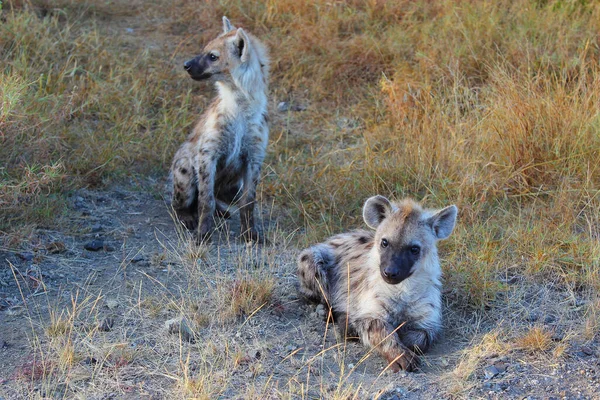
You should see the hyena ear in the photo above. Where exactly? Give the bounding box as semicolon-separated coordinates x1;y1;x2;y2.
427;205;458;240
222;16;235;33
234;28;251;63
363;195;393;229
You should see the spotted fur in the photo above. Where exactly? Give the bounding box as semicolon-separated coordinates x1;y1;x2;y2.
170;17;269;242
298;196;458;372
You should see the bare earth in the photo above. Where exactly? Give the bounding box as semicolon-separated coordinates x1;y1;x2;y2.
1;182;599;399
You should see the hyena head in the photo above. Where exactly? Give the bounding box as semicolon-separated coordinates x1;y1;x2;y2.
183;16;269;83
363;196;458;285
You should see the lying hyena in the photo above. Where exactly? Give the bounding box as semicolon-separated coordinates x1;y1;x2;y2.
298;195;457;371
170;17;269;242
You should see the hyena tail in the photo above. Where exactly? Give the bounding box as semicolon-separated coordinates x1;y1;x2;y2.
297;244;335;305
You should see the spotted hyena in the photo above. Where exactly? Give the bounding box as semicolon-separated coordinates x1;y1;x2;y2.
297;195;458;371
170;17;269;243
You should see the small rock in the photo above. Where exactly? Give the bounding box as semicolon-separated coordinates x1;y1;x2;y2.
580;346;594;356
1;340;8;349
285;344;297;353
315;304;327;320
493;362;509;373
551;331;565;342
484;365;500;380
105;299;119;310
166;317;197;343
17;252;34;262
291;104;306;111
84;240;104;251
544;314;557;324
277;101;306;112
526;313;539;322
104;244;115;252
277;102;289;112
91;224;103;233
125;28;134;33
348;363;354;369
98;317;114;332
131;255;144;263
82;357;98;365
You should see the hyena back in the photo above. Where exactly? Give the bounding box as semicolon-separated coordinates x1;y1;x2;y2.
170;17;269;242
298;196;457;372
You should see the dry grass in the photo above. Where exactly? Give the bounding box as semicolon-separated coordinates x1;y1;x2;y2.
2;0;600;397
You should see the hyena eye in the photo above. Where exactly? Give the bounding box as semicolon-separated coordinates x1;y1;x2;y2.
209;53;219;61
410;246;420;255
380;238;389;248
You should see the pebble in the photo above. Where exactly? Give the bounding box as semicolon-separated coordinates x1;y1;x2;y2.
285;344;297;353
277;102;289;112
165;317;197;343
315;304;327;319
98;317;114;332
544;314;557;324
277;101;306;112
484;365;500;379
131;255;145;263
84;240;104;251
526;313;539;322
580;346;594;356
494;362;509;373
105;299;119;310
91;224;103;233
74;196;86;209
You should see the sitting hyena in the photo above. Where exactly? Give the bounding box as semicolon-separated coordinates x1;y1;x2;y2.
170;17;269;242
297;195;457;371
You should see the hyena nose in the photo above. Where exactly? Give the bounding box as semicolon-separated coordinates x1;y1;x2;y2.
183;60;192;71
383;268;398;280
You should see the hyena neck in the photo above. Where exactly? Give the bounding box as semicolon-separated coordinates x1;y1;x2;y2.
216;76;267;115
230;60;268;103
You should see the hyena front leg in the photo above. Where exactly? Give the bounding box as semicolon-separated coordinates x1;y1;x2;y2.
297;244;335;305
195;156;217;243
171;156;199;231
239;162;261;242
354;319;419;372
399;328;435;355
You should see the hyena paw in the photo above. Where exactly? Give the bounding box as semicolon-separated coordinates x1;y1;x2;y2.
196;218;215;243
175;210;198;231
390;349;419;373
